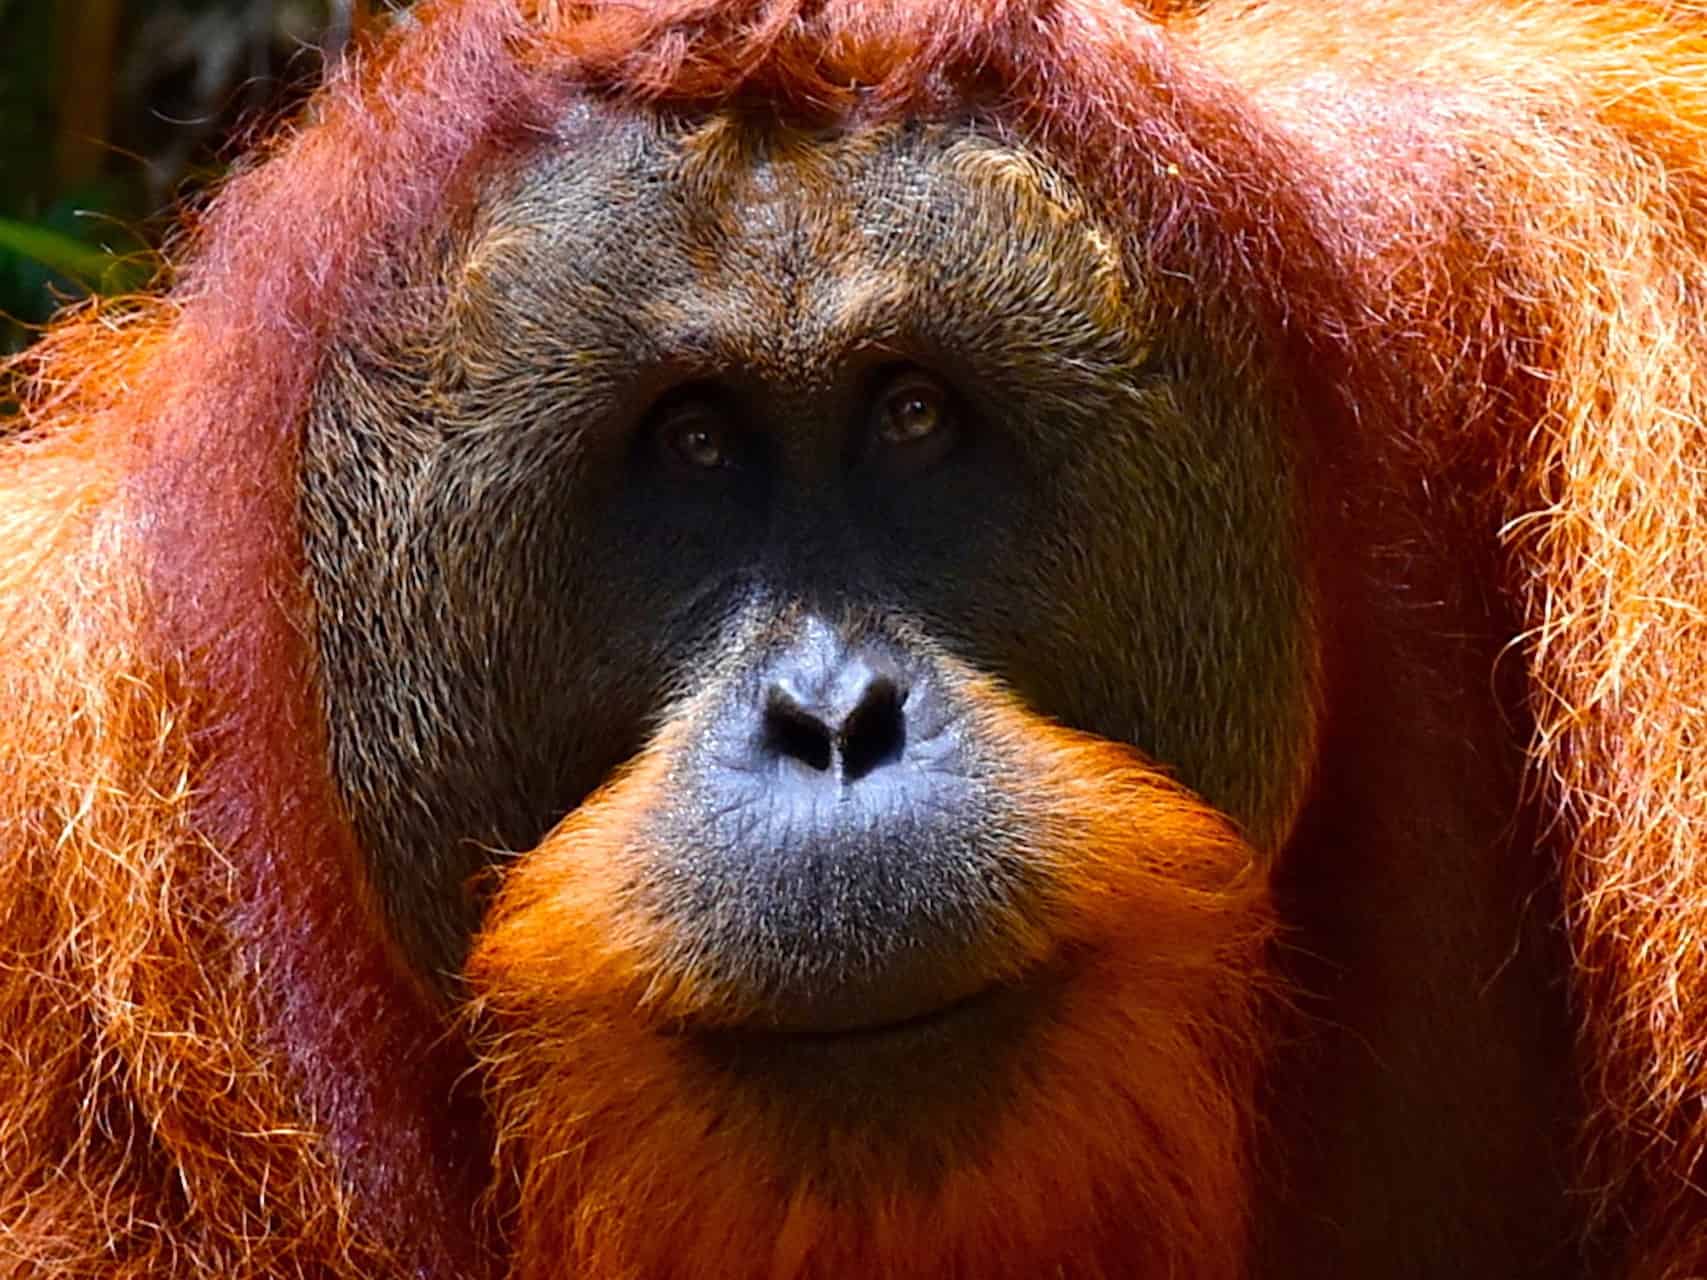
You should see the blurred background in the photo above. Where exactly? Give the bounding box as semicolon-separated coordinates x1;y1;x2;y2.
0;1;403;353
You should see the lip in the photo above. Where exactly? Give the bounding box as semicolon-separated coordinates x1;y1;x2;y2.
673;973;1057;1165
682;973;1051;1081
715;983;1008;1052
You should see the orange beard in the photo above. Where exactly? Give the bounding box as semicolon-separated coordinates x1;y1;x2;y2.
467;691;1273;1280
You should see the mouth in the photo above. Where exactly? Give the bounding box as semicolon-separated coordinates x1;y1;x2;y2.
700;981;1015;1054
664;974;1055;1189
680;973;1050;1106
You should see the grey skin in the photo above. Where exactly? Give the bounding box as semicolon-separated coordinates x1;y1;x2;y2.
299;109;1312;998
298;108;1583;1279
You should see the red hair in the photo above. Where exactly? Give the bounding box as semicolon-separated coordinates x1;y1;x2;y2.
469;684;1272;1278
3;0;1707;1274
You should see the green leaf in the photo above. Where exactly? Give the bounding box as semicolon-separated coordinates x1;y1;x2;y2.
0;217;149;294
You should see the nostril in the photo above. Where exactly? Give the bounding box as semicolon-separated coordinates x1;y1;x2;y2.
840;677;905;781
764;691;835;772
762;675;907;779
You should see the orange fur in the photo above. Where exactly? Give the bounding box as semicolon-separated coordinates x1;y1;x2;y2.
2;2;1706;1277
0;345;383;1274
468;685;1270;1280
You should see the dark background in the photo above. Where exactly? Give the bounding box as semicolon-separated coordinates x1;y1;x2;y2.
0;1;402;353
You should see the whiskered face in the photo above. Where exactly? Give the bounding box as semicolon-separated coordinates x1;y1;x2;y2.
301;107;1313;1278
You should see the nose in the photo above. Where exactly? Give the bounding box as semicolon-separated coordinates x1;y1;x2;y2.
680;618;1009;1031
761;628;908;780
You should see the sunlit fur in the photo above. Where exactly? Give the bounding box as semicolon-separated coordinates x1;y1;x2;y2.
469;681;1269;1280
0;398;376;1273
2;1;1706;1277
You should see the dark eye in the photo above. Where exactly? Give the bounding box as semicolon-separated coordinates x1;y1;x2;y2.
874;370;953;447
656;405;737;470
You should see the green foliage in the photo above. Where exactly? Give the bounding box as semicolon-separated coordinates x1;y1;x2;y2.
0;1;372;353
0;216;146;289
0;198;153;350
